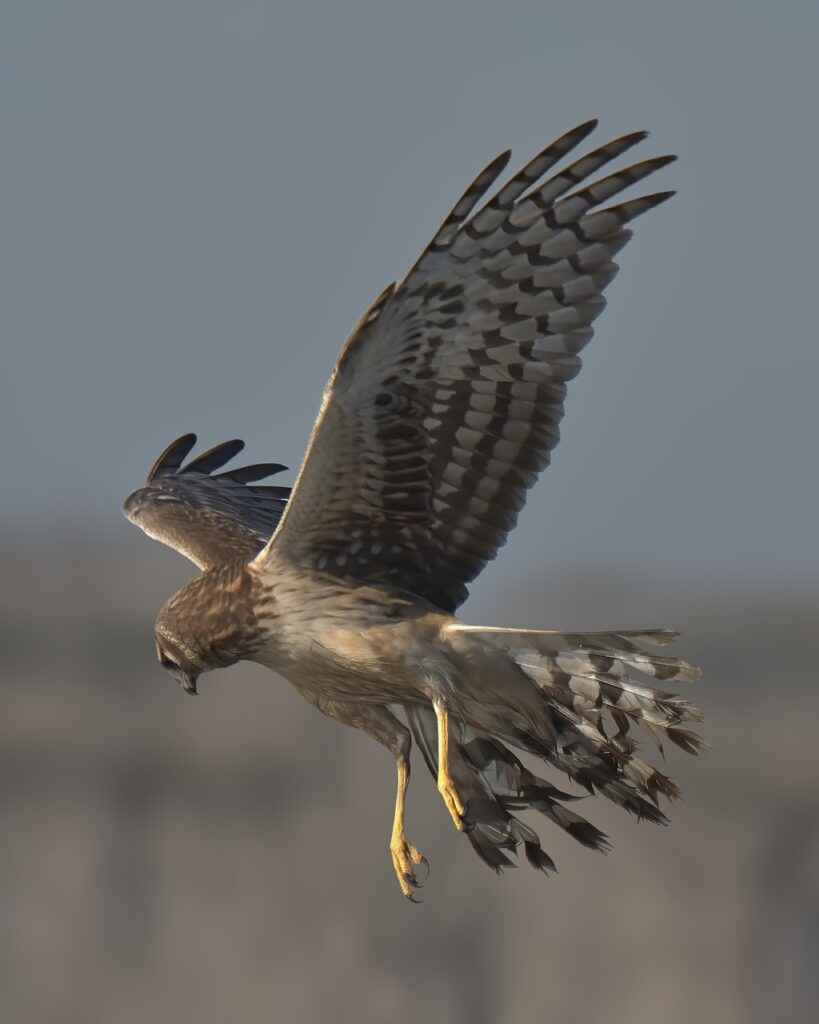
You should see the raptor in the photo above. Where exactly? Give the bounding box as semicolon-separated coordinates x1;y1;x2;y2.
124;120;704;900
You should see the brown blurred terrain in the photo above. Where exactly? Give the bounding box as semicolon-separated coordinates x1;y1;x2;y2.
1;538;817;1024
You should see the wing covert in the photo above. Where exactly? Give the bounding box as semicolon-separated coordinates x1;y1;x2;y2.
261;122;676;610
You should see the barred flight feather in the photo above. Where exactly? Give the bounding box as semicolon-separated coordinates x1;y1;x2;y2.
263;122;677;613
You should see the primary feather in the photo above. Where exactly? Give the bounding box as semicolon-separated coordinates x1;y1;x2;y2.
262;120;676;615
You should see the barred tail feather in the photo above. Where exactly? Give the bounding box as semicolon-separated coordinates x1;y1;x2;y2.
405;706;611;874
451;625;705;754
413;625;704;876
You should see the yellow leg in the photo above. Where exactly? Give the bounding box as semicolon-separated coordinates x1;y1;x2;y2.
433;698;467;831
389;755;427;901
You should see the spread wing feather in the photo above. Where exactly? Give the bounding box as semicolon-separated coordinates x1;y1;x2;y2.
123;433;290;569
261;122;676;610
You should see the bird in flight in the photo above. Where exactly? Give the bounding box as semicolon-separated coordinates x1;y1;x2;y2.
124;120;704;900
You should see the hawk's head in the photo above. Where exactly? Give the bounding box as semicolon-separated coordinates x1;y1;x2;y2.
153;561;262;695
154;631;202;695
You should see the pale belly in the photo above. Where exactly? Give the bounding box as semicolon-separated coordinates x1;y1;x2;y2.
252;579;458;706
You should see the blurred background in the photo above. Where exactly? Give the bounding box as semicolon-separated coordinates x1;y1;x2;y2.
2;2;817;1021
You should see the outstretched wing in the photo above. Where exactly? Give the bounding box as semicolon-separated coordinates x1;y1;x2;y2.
123;433;290;569
261;121;676;611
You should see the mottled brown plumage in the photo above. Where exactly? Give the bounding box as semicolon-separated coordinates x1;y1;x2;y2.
126;121;704;900
155;560;264;690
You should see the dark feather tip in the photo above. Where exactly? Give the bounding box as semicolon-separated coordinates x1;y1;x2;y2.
182;439;245;475
524;841;557;875
148;433;198;480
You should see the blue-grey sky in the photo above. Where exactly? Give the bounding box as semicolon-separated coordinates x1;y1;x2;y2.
2;0;817;587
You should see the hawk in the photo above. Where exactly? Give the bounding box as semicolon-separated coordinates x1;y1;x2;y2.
124;120;704;900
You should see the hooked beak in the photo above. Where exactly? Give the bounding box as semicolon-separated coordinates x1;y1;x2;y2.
178;672;199;696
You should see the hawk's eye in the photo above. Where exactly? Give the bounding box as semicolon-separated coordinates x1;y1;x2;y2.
159;652;179;671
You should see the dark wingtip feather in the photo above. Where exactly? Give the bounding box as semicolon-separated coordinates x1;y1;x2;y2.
217;463;288;484
574;116;600;135
644;189;677;206
537;118;600;162
492;149;513;175
148;433;197;480
182;439;245;475
654;153;678;170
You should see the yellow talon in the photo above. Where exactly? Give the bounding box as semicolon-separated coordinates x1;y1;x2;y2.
390;755;428;900
390;834;427;899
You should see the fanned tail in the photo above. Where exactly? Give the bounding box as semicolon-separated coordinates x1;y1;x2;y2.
465;626;705;757
409;626;704;875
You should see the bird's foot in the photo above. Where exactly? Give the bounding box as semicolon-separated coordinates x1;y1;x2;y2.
390;832;428;901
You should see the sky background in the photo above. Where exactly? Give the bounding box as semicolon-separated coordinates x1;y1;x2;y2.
2;0;817;592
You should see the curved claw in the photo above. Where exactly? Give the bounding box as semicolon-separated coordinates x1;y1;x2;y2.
414;854;430;886
390;836;428;899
